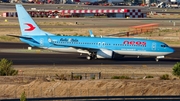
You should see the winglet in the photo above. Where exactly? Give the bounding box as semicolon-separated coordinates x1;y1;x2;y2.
89;30;94;37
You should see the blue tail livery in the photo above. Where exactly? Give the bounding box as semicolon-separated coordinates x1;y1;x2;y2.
8;4;174;61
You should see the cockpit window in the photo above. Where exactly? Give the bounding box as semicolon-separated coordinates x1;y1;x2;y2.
161;44;169;47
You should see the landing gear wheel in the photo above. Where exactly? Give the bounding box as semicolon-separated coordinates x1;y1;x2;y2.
94;56;97;60
155;58;159;62
86;56;92;60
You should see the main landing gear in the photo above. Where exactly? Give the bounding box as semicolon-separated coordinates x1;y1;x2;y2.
86;56;92;60
155;58;159;62
86;53;96;60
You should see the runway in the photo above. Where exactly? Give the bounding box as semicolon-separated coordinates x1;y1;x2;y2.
0;42;179;66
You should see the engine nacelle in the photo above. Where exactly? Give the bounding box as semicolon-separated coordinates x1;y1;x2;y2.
112;53;124;59
96;49;113;59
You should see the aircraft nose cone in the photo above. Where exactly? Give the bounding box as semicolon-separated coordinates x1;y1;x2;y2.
169;47;174;53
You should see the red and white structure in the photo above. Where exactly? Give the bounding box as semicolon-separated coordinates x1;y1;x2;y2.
2;9;147;18
59;9;127;14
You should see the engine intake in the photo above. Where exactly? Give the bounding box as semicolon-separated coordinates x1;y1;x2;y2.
96;49;113;59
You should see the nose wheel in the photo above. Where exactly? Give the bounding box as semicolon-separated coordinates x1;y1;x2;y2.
155;58;159;62
155;56;164;62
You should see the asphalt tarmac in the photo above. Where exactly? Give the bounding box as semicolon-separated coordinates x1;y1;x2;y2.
1;17;180;29
0;42;179;66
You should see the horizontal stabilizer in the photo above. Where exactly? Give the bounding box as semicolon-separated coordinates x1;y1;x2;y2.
7;34;32;39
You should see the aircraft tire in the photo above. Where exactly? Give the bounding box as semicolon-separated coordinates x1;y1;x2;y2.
86;56;92;60
155;58;159;62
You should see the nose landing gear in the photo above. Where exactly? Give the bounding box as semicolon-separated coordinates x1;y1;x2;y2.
155;58;159;62
155;56;164;62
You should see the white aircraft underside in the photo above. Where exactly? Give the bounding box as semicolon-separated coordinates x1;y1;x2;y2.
45;47;170;56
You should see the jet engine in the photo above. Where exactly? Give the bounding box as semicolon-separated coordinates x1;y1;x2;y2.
96;49;124;59
112;52;124;59
96;49;113;59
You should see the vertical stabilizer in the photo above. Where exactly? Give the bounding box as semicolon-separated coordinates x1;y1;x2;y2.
16;4;44;36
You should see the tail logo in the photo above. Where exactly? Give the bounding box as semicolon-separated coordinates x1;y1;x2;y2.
24;23;35;31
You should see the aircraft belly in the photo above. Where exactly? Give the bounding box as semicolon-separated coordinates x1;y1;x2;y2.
114;50;171;56
47;47;77;52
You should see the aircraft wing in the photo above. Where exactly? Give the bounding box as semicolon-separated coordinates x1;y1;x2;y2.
45;34;99;50
47;34;108;53
52;42;100;50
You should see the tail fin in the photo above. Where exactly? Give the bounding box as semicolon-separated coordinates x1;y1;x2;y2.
16;4;52;36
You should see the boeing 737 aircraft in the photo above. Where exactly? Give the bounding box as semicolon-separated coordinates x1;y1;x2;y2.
8;4;174;61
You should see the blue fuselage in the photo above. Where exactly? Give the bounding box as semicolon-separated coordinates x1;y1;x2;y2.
20;36;174;56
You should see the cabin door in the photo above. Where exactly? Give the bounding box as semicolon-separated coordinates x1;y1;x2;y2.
40;38;44;47
152;42;156;51
97;42;106;48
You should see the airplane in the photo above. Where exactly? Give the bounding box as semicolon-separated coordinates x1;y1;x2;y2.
8;4;174;62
